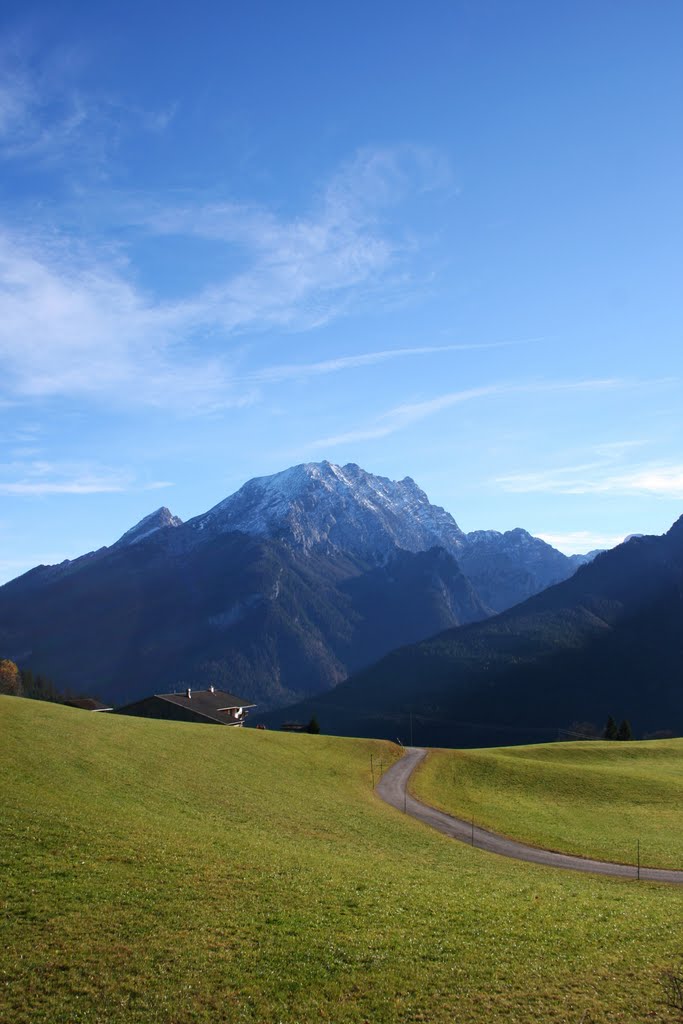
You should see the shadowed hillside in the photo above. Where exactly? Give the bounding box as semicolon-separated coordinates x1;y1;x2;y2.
264;517;683;746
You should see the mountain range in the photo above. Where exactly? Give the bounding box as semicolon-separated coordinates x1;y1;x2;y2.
0;461;592;709
265;515;683;745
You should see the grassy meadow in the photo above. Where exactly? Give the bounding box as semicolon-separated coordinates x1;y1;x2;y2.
2;696;683;1024
411;740;683;870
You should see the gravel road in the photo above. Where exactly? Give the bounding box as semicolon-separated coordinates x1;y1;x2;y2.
376;747;683;884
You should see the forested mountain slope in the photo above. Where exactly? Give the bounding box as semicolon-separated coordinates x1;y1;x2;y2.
264;516;683;745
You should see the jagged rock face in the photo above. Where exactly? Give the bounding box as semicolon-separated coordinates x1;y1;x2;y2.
184;463;592;610
187;461;467;561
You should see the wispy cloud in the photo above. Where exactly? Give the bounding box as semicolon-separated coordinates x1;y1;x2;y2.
0;146;448;409
592;440;649;458
139;145;447;334
501;464;683;499
307;378;635;449
0;229;231;407
0;478;126;496
0;35;91;163
0;34;175;167
497;441;683;499
0;460;173;497
240;339;531;386
144;145;450;244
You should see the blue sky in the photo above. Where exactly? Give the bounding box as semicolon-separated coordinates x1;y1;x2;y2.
1;0;682;582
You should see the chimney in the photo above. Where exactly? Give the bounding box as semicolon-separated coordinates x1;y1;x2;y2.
186;687;192;699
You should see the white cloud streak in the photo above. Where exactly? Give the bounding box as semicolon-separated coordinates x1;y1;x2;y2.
496;431;683;500
0;460;173;497
307;378;634;449
499;463;683;499
0;478;126;496
0;36;176;166
0;39;89;162
0;146;448;409
0;230;241;408
240;339;531;385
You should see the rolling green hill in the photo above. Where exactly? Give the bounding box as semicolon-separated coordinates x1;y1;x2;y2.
2;696;683;1024
411;739;683;870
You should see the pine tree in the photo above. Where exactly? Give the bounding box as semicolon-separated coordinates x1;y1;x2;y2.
603;715;618;740
20;668;34;695
617;719;633;741
306;715;321;734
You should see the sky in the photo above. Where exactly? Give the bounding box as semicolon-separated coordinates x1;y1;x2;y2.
0;0;681;583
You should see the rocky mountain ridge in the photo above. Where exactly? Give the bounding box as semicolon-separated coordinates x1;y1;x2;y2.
185;461;468;560
0;460;603;710
113;461;595;610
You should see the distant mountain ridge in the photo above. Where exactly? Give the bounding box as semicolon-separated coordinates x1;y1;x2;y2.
18;460;592;611
267;516;683;745
182;460;594;613
0;460;598;710
458;527;589;612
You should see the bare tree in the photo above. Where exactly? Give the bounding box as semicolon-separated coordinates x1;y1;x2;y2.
662;961;683;1020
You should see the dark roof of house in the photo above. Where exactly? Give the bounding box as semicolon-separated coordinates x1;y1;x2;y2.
156;688;256;724
64;697;113;711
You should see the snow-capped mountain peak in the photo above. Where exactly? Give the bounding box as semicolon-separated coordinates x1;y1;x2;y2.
188;460;466;560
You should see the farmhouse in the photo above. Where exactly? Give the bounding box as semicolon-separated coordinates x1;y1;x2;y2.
64;697;113;712
114;686;256;726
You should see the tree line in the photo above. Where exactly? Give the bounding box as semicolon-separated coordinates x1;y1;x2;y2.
602;715;632;741
0;658;72;703
561;716;672;741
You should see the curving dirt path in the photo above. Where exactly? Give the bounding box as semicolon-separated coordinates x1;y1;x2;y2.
376;747;683;885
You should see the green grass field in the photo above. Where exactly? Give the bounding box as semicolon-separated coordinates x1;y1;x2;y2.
2;696;683;1024
411;740;683;871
